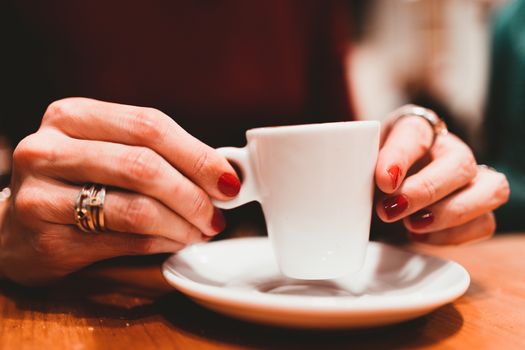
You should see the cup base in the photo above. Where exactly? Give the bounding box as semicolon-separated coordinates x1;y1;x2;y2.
279;266;361;281
256;279;354;296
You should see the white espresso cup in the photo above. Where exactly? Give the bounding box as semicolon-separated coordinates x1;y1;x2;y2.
213;121;380;279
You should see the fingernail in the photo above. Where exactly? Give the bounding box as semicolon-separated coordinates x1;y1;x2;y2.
201;233;213;242
409;209;434;229
383;194;409;219
218;173;241;197
387;165;401;190
408;232;431;243
211;207;226;233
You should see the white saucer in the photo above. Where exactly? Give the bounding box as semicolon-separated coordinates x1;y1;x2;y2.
162;237;469;329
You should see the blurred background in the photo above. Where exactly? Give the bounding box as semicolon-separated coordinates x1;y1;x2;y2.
349;0;505;150
347;0;524;231
0;0;523;230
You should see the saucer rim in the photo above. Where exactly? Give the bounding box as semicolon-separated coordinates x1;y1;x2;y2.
162;237;470;315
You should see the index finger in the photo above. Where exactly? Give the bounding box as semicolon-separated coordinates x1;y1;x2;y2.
375;113;434;194
41;98;241;200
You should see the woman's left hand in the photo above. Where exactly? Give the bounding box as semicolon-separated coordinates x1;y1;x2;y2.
375;105;510;245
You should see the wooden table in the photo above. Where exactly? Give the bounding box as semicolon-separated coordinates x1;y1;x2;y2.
0;233;523;350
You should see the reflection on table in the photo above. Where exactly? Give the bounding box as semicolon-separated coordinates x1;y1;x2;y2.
0;233;523;350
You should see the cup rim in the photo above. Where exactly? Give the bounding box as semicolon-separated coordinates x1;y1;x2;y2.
246;120;380;137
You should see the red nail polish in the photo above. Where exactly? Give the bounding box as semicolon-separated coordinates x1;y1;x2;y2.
218;173;241;197
383;194;409;219
211;208;226;233
387;166;401;190
409;209;434;229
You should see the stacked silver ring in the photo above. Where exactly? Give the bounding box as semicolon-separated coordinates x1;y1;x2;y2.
393;105;449;148
74;183;107;233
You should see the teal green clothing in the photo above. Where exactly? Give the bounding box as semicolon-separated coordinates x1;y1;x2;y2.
485;0;525;231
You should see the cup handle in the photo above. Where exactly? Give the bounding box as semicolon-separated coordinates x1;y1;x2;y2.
212;147;258;209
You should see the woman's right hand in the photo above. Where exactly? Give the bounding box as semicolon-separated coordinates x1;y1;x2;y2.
0;97;241;285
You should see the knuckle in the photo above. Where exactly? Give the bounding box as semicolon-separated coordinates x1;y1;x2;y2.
123;147;163;181
42;98;78;125
131;108;167;143
495;173;511;204
189;190;210;220
12;135;35;168
43;100;66;123
121;196;153;232
457;155;477;185
191;151;210;178
13;133;61;169
421;177;438;203
13;184;58;226
449;200;468;224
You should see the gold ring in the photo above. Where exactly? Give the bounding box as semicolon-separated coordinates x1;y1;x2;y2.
393;105;448;149
74;184;107;233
